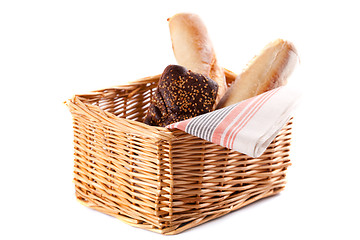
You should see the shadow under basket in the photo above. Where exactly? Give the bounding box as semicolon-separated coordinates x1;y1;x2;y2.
65;69;292;235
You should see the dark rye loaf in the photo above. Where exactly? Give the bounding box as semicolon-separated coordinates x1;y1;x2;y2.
144;65;218;127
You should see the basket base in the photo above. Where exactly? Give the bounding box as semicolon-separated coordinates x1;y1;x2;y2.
75;186;285;235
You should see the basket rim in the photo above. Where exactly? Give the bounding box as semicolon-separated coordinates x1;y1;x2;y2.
65;68;238;140
66;95;175;141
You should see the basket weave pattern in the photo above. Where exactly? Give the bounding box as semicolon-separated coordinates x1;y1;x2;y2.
66;70;292;235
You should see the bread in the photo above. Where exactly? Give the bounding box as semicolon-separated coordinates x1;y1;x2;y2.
216;39;299;109
144;65;218;127
168;13;227;106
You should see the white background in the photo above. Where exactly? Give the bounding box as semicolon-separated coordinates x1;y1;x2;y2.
1;0;359;239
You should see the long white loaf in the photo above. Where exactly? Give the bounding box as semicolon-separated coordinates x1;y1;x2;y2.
168;13;227;106
216;39;299;109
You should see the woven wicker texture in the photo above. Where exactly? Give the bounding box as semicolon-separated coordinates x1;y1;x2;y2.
66;69;292;235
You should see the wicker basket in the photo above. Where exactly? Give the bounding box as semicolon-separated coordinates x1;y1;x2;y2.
65;69;292;235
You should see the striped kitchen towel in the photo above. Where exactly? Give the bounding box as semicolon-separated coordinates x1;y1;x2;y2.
166;86;302;158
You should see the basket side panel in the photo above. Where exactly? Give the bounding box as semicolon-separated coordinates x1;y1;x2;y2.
67;82;174;230
70;114;162;225
165;120;292;234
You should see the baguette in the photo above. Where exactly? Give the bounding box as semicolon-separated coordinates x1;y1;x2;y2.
168;13;227;106
216;39;299;109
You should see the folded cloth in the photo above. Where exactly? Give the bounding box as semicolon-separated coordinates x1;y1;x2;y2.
166;86;302;158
